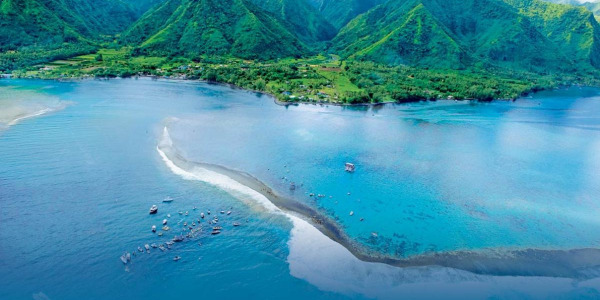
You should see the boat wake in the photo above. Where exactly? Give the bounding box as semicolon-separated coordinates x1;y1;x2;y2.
157;124;600;298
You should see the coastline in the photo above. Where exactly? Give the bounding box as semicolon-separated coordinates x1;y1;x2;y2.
158;126;600;279
2;75;550;106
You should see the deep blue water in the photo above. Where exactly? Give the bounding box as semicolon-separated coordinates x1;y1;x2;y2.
1;78;600;300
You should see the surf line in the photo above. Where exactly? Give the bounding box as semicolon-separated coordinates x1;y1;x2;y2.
156;125;600;279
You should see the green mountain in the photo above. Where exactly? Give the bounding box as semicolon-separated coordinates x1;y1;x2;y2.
307;0;385;29
503;0;600;69
332;0;600;72
127;0;166;15
248;0;336;43
121;0;306;60
542;0;600;22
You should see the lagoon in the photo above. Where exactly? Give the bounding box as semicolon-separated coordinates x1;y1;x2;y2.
1;78;600;299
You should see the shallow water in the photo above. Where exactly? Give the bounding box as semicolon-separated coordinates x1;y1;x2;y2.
1;78;600;299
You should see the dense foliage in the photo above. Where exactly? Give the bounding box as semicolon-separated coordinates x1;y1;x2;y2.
3;0;600;104
333;0;600;73
121;0;306;60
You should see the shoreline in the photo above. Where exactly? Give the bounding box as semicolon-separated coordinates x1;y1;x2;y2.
159;132;600;279
2;75;560;107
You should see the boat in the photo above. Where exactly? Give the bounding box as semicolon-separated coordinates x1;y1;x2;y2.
163;219;168;225
152;225;157;232
200;213;205;219
145;244;150;251
163;197;174;203
138;247;143;252
173;256;181;261
233;222;240;227
149;205;158;214
159;245;166;252
162;226;170;231
173;235;184;242
345;163;356;173
151;243;158;248
226;211;231;215
220;210;225;214
165;241;174;246
211;230;221;235
126;252;131;261
207;210;211;215
120;254;128;264
213;226;222;230
349;211;354;216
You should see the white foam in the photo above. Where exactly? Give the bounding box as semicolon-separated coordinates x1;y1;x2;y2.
157;127;281;213
7;108;54;126
158;126;600;299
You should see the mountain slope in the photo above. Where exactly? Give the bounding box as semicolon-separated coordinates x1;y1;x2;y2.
248;0;336;43
307;0;385;29
0;0;139;51
332;0;598;72
504;0;600;68
121;0;305;60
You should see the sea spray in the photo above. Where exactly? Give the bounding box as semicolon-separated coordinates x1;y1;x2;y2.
158;125;596;300
157;126;281;213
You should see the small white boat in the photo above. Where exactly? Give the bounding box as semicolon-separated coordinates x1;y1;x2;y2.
163;197;174;203
151;243;158;248
345;163;356;173
149;205;158;214
152;225;157;232
145;244;150;251
138;247;143;252
120;254;128;264
163;219;168;225
173;256;181;261
126;253;131;261
349;211;354;216
233;222;240;227
211;230;221;235
226;211;231;215
200;213;205;219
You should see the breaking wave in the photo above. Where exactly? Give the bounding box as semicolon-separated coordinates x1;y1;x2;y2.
157;123;600;298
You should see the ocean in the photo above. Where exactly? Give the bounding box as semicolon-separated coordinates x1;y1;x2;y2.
1;78;600;299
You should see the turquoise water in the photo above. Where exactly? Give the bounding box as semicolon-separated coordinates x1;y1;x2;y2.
1;78;600;299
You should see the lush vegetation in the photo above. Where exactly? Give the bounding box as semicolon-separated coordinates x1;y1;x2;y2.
333;0;600;73
306;0;385;29
121;0;306;60
13;48;597;105
2;0;600;104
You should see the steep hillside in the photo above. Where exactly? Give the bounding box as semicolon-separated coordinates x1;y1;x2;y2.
332;0;599;72
504;0;600;68
0;0;139;51
307;0;385;29
248;0;336;43
121;0;305;60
